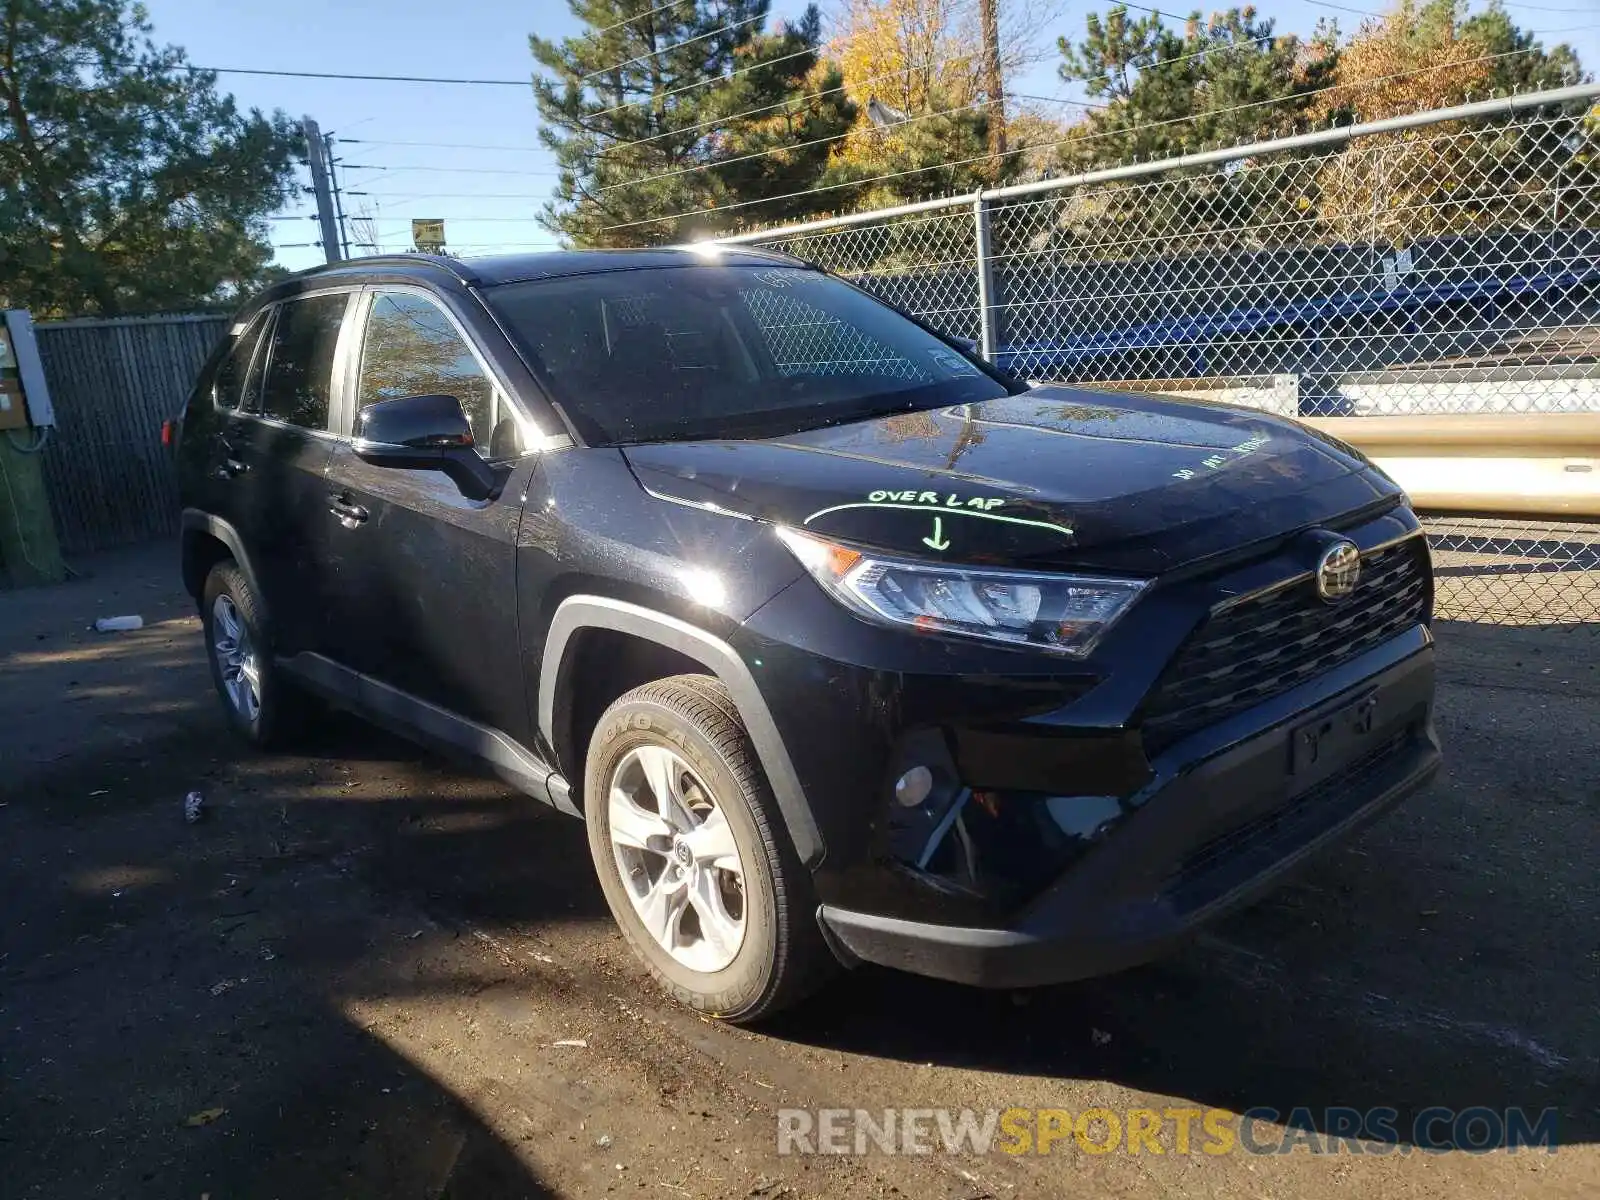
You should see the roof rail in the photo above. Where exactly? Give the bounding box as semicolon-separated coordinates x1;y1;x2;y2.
297;253;482;285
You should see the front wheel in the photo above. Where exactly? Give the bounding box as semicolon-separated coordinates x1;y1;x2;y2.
584;675;833;1022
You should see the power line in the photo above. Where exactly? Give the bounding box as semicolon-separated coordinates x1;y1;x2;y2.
340;163;564;177
602;28;1271;194
361;215;546;224
600;46;1564;234
348;191;554;200
340;137;547;153
1509;22;1600;36
106;42;819;113
596;51;983;157
1068;32;1276;82
594;0;688;36
1012;91;1108;109
1107;0;1273;22
394;244;557;252
1301;0;1382;19
1497;1;1597;11
356;79;1080;169
591;48;1125;163
582;15;761;81
181;64;534;86
1305;0;1595;31
592;44;815;117
1112;0;1587;40
600;93;997;193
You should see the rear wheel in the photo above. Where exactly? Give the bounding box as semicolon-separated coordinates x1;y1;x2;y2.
200;561;306;748
584;675;833;1022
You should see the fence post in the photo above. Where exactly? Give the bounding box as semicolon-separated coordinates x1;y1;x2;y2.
973;196;997;362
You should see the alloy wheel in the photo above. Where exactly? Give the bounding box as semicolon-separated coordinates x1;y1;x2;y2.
211;594;261;722
608;743;747;973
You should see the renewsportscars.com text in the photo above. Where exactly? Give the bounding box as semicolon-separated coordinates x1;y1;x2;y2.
776;1106;1559;1156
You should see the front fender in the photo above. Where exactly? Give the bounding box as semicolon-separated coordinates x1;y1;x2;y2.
539;595;824;869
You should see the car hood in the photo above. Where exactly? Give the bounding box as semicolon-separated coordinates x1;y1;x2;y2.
620;385;1399;575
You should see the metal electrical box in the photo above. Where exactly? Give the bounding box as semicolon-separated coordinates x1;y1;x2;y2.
0;311;56;430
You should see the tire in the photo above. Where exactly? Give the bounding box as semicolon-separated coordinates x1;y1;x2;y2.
584;674;834;1023
200;560;305;749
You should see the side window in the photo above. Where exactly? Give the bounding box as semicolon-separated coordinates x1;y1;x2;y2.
356;292;508;457
259;292;348;430
212;312;269;410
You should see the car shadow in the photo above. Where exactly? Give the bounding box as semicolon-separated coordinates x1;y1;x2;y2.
762;820;1598;1150
1;713;582;1199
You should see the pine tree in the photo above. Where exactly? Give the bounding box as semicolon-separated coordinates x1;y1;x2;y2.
1056;6;1330;170
702;12;858;228
0;0;301;317
532;1;854;245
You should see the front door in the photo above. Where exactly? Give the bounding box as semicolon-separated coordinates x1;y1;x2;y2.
321;287;534;740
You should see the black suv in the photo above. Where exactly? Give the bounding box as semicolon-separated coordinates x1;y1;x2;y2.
175;247;1440;1021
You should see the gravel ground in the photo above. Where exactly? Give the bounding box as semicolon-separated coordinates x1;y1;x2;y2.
2;540;1597;1199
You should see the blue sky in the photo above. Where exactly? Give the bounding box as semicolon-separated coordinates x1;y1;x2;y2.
140;0;1599;272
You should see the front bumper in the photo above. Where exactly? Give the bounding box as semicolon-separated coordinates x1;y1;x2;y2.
816;638;1440;988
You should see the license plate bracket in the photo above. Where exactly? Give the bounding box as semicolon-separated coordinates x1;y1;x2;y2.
1291;691;1378;779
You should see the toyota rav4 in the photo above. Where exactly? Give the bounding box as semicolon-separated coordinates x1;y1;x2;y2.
174;247;1441;1021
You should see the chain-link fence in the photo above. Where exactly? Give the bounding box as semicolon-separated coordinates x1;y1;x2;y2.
725;85;1600;629
1423;515;1600;625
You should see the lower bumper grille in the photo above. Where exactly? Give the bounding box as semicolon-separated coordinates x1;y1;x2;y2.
1140;537;1430;753
1163;729;1411;903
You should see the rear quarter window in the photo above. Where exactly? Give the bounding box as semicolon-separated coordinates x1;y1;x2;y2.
211;313;269;410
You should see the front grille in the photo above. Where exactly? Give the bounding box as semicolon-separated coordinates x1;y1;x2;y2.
1140;537;1430;753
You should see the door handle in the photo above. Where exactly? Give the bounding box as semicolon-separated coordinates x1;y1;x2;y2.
212;434;247;478
328;494;369;527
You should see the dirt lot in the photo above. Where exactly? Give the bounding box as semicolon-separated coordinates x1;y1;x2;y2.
3;540;1597;1199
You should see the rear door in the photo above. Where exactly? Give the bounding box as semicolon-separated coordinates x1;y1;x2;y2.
191;308;272;517
321;286;538;739
230;289;354;656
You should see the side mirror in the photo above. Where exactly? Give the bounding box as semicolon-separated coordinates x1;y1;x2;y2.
353;394;499;500
357;392;472;448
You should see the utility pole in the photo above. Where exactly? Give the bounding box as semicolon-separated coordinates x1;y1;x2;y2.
323;130;353;260
301;116;343;264
978;0;1006;180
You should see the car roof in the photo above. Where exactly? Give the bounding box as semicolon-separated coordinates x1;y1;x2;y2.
286;245;810;291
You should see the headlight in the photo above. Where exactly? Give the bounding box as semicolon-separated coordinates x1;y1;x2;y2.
777;527;1146;657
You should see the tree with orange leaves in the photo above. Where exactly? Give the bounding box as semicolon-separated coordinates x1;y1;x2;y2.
1313;0;1594;245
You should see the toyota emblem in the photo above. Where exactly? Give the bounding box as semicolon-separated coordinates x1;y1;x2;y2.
1315;540;1362;603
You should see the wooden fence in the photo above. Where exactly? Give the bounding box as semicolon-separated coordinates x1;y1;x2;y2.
33;314;227;556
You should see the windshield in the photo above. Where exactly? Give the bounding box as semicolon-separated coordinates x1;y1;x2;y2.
485;264;1013;444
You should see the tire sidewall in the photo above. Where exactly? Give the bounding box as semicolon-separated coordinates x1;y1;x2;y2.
585;697;780;1017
